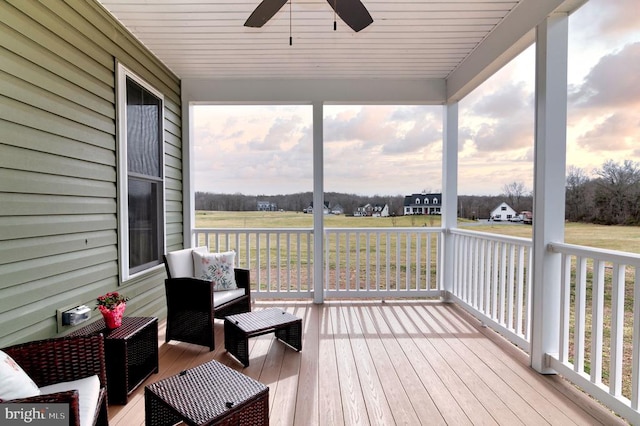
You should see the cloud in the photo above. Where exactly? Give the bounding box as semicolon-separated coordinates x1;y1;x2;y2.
574;112;640;151
382;119;442;155
324;105;442;155
573;0;640;42
571;42;640;109
568;42;640;152
247;115;306;151
461;80;534;153
471;81;533;118
324;106;400;148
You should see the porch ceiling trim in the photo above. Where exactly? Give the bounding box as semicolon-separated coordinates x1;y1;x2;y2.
182;78;446;104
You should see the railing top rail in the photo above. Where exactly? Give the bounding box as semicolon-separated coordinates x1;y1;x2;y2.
194;228;313;233
325;227;444;232
450;228;533;246
549;241;640;265
193;227;444;233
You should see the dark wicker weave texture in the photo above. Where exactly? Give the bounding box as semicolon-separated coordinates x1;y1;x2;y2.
224;308;302;367
145;360;268;425
69;317;159;404
163;255;252;351
1;335;109;426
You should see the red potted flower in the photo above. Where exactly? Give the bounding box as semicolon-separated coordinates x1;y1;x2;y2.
96;292;129;329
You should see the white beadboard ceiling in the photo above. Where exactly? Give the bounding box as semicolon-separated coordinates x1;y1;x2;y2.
98;0;586;99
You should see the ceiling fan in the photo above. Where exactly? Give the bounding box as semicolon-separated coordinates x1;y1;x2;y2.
245;0;373;33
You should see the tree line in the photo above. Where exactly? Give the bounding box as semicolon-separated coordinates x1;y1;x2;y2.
566;159;640;225
195;159;640;225
195;191;407;216
460;159;640;225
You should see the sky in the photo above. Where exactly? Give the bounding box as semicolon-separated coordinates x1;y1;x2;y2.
193;0;640;197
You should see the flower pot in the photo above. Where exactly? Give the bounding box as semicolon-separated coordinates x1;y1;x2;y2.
99;302;126;329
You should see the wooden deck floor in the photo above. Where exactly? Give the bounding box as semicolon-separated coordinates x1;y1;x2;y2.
108;300;626;425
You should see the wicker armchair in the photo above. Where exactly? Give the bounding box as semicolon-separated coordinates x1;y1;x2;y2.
163;246;252;351
1;335;108;426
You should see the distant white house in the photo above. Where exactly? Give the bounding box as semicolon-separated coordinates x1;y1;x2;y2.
330;204;344;215
403;193;442;215
354;203;389;217
372;204;389;217
257;201;277;211
490;202;517;221
304;202;329;215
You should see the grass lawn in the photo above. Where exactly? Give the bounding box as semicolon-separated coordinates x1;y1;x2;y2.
196;210;640;254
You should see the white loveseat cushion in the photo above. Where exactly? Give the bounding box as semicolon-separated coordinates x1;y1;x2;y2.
39;375;100;426
213;289;246;308
165;246;209;278
0;349;40;400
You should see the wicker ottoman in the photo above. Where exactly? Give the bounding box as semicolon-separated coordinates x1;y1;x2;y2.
145;360;268;426
224;308;302;367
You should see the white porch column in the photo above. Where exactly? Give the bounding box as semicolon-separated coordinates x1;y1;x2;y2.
530;13;568;374
441;102;459;299
182;102;195;248
312;101;324;304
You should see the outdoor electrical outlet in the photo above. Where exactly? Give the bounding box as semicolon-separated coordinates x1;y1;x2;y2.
61;305;91;326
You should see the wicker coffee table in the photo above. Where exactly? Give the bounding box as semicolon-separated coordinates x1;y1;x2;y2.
145;360;268;426
224;308;302;367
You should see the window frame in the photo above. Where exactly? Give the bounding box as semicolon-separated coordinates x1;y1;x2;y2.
116;63;166;283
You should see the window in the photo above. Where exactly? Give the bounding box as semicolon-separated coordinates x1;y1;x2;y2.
416;198;420;204
501;206;507;211
433;197;438;204
117;64;165;281
425;198;430;204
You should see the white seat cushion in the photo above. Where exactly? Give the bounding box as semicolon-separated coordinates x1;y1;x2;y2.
0;349;40;400
39;375;100;426
213;289;246;308
165;246;208;278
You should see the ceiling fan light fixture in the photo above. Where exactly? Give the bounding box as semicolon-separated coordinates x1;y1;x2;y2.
244;0;373;34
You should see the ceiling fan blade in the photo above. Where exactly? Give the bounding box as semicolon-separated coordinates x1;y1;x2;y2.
245;0;289;28
326;0;373;32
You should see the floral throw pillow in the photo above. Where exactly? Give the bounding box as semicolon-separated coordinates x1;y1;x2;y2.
192;250;238;291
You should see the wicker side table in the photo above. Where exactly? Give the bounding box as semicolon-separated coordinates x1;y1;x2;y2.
224;308;302;367
69;316;159;404
145;360;269;426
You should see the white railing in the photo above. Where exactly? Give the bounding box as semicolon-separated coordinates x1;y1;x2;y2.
449;229;533;352
194;228;314;297
193;227;443;298
324;227;442;298
547;242;640;424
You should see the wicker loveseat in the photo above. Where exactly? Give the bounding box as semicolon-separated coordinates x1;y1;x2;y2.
163;246;252;351
0;335;109;426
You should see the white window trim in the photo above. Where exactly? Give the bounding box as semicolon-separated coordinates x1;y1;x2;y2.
116;62;166;283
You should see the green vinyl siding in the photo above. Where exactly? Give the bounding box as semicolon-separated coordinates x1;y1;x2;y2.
0;0;183;346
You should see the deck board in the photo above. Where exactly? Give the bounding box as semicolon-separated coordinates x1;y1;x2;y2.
108;300;627;425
